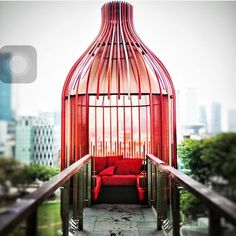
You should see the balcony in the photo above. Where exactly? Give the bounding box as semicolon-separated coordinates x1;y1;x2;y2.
0;154;235;236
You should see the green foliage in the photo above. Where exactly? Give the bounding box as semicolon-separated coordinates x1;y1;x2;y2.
0;158;22;184
180;191;206;221
178;133;236;187
9;202;61;236
178;133;236;220
0;158;60;195
178;139;209;184
11;164;60;186
201;133;236;189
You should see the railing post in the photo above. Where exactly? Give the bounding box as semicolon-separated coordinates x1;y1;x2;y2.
78;167;84;230
172;180;180;236
83;165;87;207
61;180;70;236
72;171;79;231
87;160;92;207
162;172;168;220
147;159;152;205
209;210;221;236
26;209;37;236
156;166;163;230
152;164;156;206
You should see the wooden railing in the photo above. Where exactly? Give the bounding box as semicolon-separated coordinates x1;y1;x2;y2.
0;154;92;236
146;154;236;236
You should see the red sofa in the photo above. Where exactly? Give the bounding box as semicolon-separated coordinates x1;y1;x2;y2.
92;155;147;203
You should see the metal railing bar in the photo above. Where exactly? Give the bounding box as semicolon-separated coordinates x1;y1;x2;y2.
146;154;236;225
0;154;91;236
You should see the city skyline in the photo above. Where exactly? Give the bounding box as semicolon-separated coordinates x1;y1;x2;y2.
0;1;235;122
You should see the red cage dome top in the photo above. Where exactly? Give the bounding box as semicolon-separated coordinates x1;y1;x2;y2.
64;1;175;99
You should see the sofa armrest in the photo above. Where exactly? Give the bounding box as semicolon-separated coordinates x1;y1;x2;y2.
136;174;147;203
92;175;102;202
136;174;147;189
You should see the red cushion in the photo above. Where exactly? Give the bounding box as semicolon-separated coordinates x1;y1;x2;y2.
128;158;142;174
101;175;136;186
99;166;115;176
115;160;130;174
106;155;123;167
93;157;106;174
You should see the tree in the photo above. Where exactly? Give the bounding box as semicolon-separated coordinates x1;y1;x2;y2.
201;133;236;190
11;164;59;194
0;158;22;197
178;133;236;220
0;158;22;184
0;158;60;196
180;191;206;222
178;133;236;187
178;139;209;184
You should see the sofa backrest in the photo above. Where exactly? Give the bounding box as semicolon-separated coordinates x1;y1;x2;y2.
126;158;143;174
106;155;123;167
93;156;143;175
93;156;106;174
93;155;123;174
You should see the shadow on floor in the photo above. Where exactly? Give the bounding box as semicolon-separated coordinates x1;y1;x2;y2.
97;186;139;204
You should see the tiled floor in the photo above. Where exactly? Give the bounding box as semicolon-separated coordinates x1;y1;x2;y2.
75;204;164;236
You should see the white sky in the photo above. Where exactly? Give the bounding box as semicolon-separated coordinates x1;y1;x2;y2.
0;1;236;129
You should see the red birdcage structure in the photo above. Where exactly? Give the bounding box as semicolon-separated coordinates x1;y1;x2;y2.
61;2;177;170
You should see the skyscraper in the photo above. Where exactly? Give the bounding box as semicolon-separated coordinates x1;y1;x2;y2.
0;53;12;121
0;81;12;121
210;102;221;135
15;113;60;165
228;109;236;132
33;125;57;166
15;116;39;164
184;88;197;124
199;105;208;132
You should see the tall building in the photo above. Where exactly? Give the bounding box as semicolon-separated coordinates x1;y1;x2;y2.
15;113;60;165
0;120;15;158
33;125;57;166
0;52;12;121
15;116;40;164
210;102;221;135
176;90;181;130
176;90;185;142
0;80;12;121
184;88;197;124
228;109;236;132
199;105;208;132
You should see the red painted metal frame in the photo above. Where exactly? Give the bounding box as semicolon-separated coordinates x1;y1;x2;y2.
61;2;177;170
